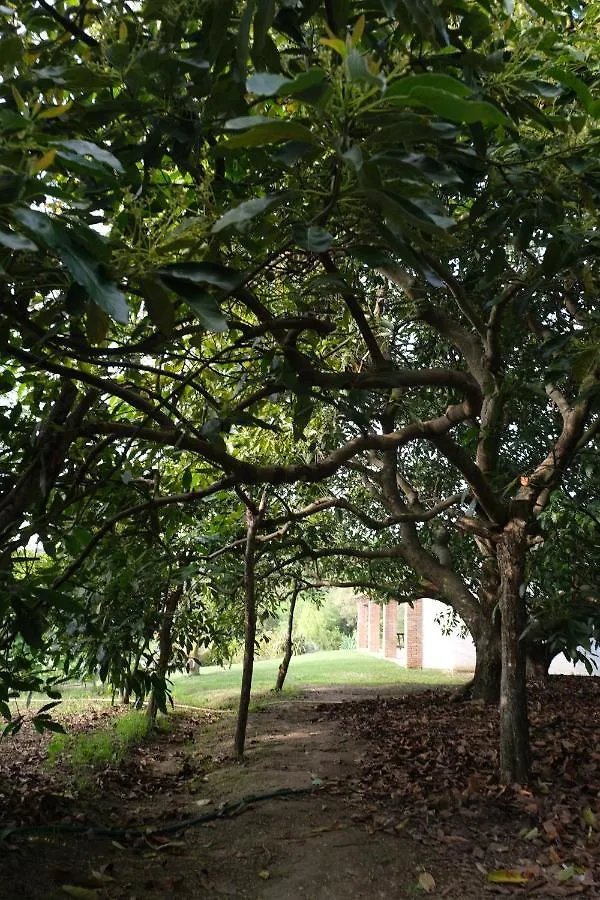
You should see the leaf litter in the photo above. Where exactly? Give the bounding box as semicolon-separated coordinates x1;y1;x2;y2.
0;679;598;897
323;676;599;895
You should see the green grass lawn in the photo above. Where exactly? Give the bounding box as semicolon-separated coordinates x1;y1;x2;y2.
170;650;468;709
21;651;468;713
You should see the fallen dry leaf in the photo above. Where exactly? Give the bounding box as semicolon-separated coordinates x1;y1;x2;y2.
487;870;530;884
418;871;436;892
61;887;99;900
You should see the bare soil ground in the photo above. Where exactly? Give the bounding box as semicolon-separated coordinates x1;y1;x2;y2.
0;680;598;899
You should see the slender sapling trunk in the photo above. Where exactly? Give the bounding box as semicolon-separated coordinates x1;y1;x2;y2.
275;581;300;692
147;584;183;723
234;489;268;760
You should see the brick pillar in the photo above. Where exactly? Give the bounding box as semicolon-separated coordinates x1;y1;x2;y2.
367;602;381;652
406;599;423;668
356;598;369;649
383;600;398;659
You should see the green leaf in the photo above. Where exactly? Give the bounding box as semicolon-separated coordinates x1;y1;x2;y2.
388;85;512;127
282;69;328;97
292;224;333;252
272;141;317;166
52;140;124;173
547;67;593;112
212;193;289;232
237;0;256;78
157;262;243;292
225;115;279;129
86;303;110;344
347;244;396;267
387;73;473;100
524;0;557;22
156;277;229;332
13;209;129;323
61;887;100;900
34;717;65;734
345;47;384;89
63;526;94;556
304;273;349;293
0;228;38;251
293;394;314;441
0;369;16;393
253;0;276;57
365;189;454;234
224;119;317;147
246;72;291;95
54;149;120;185
181;294;229;331
140;276;175;335
208;0;234;64
0;33;22;65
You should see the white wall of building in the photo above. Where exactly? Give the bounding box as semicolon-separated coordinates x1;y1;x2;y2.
421;598;476;671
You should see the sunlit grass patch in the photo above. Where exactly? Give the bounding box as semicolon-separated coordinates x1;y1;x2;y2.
171;650;467;709
46;710;153;771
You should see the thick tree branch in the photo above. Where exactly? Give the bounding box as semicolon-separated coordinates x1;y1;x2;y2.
80;399;472;487
9;345;176;430
428;431;507;525
419;253;485;335
413;303;487;388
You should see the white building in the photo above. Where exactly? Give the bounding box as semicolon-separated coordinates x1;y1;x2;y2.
357;597;599;675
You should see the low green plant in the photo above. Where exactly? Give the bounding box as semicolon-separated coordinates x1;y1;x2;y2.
46;711;153;772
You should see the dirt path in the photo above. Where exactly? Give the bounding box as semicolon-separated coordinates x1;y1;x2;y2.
1;686;468;900
4;681;597;898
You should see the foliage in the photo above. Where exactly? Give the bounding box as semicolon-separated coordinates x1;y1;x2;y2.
526;492;600;671
1;0;600;778
290;588;357;651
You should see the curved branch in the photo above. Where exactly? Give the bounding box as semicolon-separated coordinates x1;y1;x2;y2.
81;399;473;486
9;345;176;430
428;432;507;525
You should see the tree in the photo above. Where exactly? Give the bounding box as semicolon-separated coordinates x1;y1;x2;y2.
3;0;600;783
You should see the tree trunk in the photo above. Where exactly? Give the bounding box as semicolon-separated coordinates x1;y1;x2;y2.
275;581;300;692
234;489;268;760
471;616;502;703
147;584;183;723
498;520;530;783
526;643;551;681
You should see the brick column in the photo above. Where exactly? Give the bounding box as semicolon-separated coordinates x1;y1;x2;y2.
383;600;398;659
406;599;423;668
356;597;369;649
367;602;381;652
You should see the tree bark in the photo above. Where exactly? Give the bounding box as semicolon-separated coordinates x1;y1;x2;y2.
526;643;552;681
471;616;502;703
275;581;300;692
234;489;268;760
498;520;530;783
147;584;183;723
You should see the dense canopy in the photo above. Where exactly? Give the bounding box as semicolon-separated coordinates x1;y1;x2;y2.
1;0;600;780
